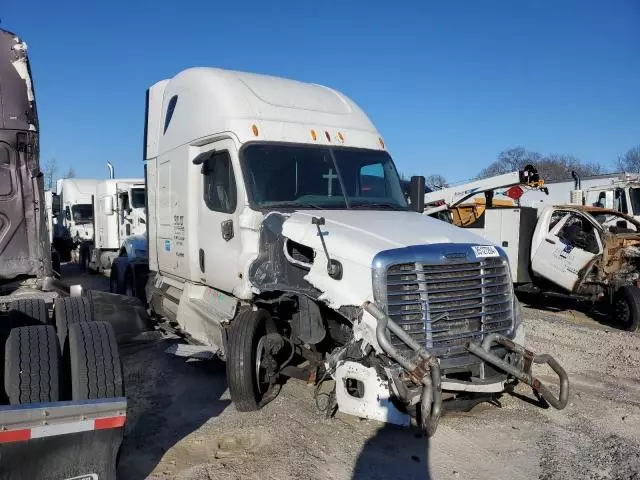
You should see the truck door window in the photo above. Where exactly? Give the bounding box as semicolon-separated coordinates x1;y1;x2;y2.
203;151;237;213
556;214;599;254
615;188;628;214
0;144;12;196
548;211;568;231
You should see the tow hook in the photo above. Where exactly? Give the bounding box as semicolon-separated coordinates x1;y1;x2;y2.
467;333;569;410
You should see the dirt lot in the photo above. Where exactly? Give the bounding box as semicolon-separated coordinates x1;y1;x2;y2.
63;265;640;480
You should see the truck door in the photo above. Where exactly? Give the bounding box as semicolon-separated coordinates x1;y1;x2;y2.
0;141;34;279
531;210;601;291
196;140;242;293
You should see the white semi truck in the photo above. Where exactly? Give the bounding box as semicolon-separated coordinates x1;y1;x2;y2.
55;178;99;242
78;174;146;272
127;67;569;435
0;27;138;479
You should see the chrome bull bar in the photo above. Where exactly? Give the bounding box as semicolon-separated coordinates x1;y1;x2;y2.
467;333;570;410
363;303;569;437
363;302;442;437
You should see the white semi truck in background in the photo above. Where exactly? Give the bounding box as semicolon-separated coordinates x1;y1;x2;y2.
120;67;569;437
77;173;146;272
0;27;138;479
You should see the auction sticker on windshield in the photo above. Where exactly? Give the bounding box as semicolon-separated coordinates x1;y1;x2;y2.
472;245;500;258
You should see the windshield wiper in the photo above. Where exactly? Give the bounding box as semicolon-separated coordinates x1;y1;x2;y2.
350;203;407;211
264;201;325;210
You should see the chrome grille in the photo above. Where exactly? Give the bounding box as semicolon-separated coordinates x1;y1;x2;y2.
385;257;513;359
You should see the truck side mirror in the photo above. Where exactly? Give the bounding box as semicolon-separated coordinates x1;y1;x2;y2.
409;176;425;213
104;196;115;215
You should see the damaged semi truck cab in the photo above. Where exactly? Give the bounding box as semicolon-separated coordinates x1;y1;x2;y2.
144;68;567;434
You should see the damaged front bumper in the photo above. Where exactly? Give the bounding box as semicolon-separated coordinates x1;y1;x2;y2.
361;301;570;437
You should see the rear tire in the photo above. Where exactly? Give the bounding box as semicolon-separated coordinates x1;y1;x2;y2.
68;321;123;400
4;325;60;404
8;298;48;327
613;286;640;331
226;309;280;412
54;296;93;351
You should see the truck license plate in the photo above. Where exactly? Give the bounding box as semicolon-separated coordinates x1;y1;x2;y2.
472;245;500;258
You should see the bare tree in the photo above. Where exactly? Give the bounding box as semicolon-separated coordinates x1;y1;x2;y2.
43;158;58;190
616;146;640;173
477;147;603;182
63;167;76;179
425;174;447;190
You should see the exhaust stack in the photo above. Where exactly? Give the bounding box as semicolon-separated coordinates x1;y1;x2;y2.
107;162;114;179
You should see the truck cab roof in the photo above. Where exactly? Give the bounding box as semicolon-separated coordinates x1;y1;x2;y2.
146;67;384;159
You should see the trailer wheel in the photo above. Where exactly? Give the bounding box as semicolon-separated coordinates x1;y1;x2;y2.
226;309;281;412
4;325;60;404
54;296;93;350
613;286;640;331
8;298;48;327
68;321;123;399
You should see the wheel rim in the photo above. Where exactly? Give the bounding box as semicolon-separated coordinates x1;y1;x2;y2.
255;337;271;394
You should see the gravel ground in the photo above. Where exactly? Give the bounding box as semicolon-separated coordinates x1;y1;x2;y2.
64;265;640;479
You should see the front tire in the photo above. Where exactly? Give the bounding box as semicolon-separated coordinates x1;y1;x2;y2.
226;309;281;412
613;286;640;331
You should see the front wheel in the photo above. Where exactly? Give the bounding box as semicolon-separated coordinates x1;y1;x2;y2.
226;309;282;412
613;286;640;331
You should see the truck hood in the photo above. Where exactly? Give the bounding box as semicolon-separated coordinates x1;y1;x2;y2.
281;210;490;268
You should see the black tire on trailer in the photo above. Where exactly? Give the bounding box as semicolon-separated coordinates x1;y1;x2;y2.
54;296;93;350
68;321;123;400
613;286;640;331
8;298;48;327
4;325;61;404
226;309;281;412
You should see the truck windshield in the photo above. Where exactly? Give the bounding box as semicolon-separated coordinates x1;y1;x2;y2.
71;204;93;224
130;188;146;209
242;144;407;210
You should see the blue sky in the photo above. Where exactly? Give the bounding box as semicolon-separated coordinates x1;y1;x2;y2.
3;1;639;182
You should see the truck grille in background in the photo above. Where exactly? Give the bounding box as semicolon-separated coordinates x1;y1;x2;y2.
385;258;513;359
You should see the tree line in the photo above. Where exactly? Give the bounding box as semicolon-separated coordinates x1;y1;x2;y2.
426;144;640;187
42;159;76;190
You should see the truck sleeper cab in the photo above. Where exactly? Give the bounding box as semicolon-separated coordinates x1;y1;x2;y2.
144;68;568;435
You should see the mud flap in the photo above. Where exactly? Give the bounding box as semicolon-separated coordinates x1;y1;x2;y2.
0;428;123;480
85;290;151;344
0;398;126;480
